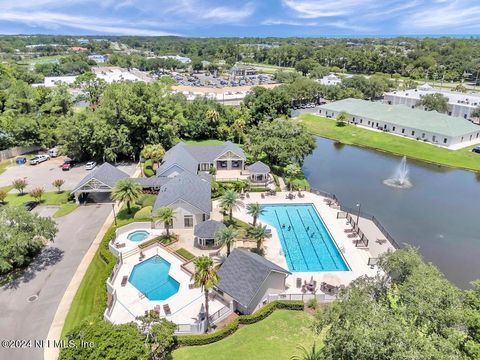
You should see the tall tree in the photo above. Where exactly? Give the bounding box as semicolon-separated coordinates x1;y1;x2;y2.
111;178;142;214
417;93;449;113
246;203;265;227
219;189;244;223
214;226;239;256
155;207;175;237
248;224;269;252
192;256;219;332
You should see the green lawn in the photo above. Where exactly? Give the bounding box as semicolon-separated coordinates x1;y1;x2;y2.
53;203;79;218
172;310;319;360
184;139;229;146
4;191;72;206
300;114;480;172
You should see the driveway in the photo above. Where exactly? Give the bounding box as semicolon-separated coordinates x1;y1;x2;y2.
0;204;112;360
0;158;138;193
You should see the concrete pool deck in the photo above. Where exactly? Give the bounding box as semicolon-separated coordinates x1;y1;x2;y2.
226;191;395;291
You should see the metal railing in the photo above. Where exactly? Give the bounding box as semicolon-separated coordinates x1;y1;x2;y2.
310;187;399;249
267;293;337;303
209;306;233;324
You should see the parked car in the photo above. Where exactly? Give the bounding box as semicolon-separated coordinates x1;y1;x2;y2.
48;148;59;157
29;154;50;165
15;157;27;165
85;161;97;170
62;158;77;171
23;201;38;211
472;146;480;154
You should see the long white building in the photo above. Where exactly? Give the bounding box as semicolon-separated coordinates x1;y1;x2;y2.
319;98;480;149
384;84;480;120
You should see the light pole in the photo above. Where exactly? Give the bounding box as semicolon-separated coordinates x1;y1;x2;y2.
111;203;118;227
356;203;361;225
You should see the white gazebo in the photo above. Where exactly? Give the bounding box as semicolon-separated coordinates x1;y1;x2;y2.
247;161;271;183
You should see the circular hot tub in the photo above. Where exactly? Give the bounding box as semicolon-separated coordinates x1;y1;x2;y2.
127;230;150;242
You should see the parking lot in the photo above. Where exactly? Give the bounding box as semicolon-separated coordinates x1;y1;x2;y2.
0;157;137;193
164;70;276;88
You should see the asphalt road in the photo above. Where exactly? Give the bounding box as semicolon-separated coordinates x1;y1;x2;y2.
0;204;111;360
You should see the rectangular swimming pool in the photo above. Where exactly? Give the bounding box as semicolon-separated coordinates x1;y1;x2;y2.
259;204;349;272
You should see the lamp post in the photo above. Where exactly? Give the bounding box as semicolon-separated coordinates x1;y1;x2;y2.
356;203;361;225
112;203;118;227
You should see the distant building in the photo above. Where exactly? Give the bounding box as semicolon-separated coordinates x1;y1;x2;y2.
230;65;257;77
78;38;90;45
42;76;77;87
319;74;342;86
92;66;143;83
68;47;88;53
158;55;191;64
319;98;480;149
88;54;108;63
384;84;480;120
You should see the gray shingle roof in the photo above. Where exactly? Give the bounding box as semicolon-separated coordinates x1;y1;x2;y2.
73;162;129;192
134;177;168;188
153;171;212;213
194;220;226;239
216;249;290;308
156;141;245;177
247;161;270;174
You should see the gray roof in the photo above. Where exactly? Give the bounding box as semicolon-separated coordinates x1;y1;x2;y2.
134;177;168;188
320;98;480;137
73;162;129;192
216;249;290;308
194;220;226;239
156;141;245;177
153;171;212;213
247;161;270;174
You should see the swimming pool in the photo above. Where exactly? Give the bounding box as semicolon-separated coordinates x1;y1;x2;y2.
259;204;349;272
129;256;180;300
127;230;150;242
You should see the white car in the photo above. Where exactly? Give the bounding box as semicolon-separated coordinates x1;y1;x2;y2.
85;161;97;170
29;155;50;165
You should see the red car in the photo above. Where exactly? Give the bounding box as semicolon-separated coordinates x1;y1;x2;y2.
62;162;72;171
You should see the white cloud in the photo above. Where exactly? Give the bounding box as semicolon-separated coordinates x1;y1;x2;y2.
203;3;255;23
282;0;378;18
407;1;480;29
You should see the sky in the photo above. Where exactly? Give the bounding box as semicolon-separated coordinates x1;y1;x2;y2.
0;0;480;37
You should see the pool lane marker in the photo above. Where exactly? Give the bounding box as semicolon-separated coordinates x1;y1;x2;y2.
306;208;340;269
273;209;296;271
295;208;324;270
284;209;310;271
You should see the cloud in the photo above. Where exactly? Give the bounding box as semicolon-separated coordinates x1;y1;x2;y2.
282;0;379;18
202;3;255;23
406;1;480;29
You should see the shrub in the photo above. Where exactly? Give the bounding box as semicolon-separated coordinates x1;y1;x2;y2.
176;318;239;346
175;248;196;261
52;179;65;193
0;190;6;204
133;206;152;220
30;187;45;202
136;194;156;207
12;178;28;195
239;300;304;325
143;159;154;177
307;298;318;309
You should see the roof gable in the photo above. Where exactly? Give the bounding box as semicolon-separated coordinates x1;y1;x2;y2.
73;163;129;192
216;249;290;307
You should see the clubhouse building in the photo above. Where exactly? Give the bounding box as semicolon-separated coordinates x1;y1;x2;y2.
319;98;480;149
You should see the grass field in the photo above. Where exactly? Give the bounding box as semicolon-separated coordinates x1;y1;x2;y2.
172;310;319;360
300;114;480;172
238;62;295;74
4;191;71;206
53;203;79;218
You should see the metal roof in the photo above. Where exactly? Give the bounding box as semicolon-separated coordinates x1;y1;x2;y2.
152;171;212;213
194;220;225;239
216;249;290;308
320;98;480;137
247;161;270;174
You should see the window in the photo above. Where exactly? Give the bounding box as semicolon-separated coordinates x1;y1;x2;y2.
443;138;447;144
184;215;193;228
411;131;415;136
422;133;425;138
393;126;396;131
360;119;363;123
402;129;405;134
432;135;436;142
202;213;210;221
368;121;371;125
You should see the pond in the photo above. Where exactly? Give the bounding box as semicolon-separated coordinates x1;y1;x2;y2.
303;137;480;288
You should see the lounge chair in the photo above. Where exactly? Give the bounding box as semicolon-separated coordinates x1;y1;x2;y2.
261;193;265;199
189;283;196;289
116;242;126;249
121;275;128;286
163;304;171;315
296;277;302;288
246;192;250;198
139;251;145;261
154;305;161;314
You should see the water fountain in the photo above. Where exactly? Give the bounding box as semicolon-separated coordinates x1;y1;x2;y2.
383;156;412;188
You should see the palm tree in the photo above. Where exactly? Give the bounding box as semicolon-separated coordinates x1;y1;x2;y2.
219;189;244;223
111;178;142;214
214;226;239;256
246;203;265;227
249;224;269;251
155;207;176;237
192;256;219;332
290;343;322;360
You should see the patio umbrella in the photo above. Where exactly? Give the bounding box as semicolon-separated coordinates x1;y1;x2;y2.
240;188;244;195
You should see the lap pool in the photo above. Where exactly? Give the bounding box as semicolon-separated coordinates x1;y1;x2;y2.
129;256;180;300
259;204;349;272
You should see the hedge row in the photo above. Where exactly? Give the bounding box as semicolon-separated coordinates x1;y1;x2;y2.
239;300;304;325
175;300;304;346
176;318;239;346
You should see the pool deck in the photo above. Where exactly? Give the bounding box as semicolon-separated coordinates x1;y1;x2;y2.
226;191;395;291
